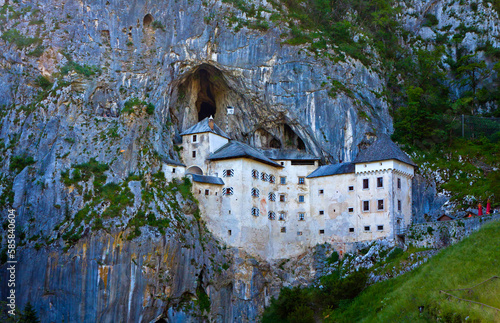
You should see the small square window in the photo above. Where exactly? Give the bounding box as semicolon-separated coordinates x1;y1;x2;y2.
363;201;370;211
363;179;369;189
319;229;325;234
377;225;384;231
319;189;324;194
298;195;305;203
298;213;305;221
279;213;286;221
319;210;324;215
378;199;384;210
228;230;232;235
348;186;354;191
297;231;303;236
398;200;402;211
298;177;305;185
192;135;197;142
228;210;231;214
192;151;196;158
349;227;354;232
377;177;383;188
205;189;209;195
280;162;285;166
348;207;354;212
279;194;286;202
397;178;401;189
281;227;286;233
364;226;370;231
280;177;286;184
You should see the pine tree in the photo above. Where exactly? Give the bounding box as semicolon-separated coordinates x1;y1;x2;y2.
19;302;40;323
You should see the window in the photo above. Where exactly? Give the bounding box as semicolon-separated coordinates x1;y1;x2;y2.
261;172;268;181
251;207;259;217
363;201;370;211
319;189;324;195
348;207;354;213
172;168;176;173
291;160;315;165
377;199;384;210
319;210;324;215
298;177;305;185
280;176;286;184
228;230;231;235
192;151;196;158
223;187;234;196
198;189;201;194
349;228;354;233
377;177;383;188
281;227;286;233
269;175;276;183
268;211;276;220
377;225;384;231
252;169;259;179
397;178;401;189
280;162;285;166
192;135;197;142
298;195;305;203
205;189;209;195
268;192;276;201
348;186;354;191
223;169;234;177
319;229;325;234
279;212;286;221
279;194;286;202
363;179;369;189
398;200;402;211
298;213;305;221
297;231;303;236
364;226;370;231
251;188;259;198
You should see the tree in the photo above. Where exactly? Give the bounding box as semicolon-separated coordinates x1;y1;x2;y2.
19;302;40;323
454;54;490;115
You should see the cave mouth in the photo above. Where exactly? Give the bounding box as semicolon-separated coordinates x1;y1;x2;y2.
198;102;216;121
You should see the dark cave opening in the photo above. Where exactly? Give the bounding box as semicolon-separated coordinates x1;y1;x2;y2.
143;14;153;27
198;102;216;121
284;124;306;150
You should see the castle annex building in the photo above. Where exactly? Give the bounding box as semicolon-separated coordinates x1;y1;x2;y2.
163;117;416;260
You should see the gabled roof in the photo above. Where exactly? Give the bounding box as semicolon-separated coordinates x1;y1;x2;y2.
208;141;283;167
190;174;224;185
353;134;416;166
259;149;319;161
306;162;355;178
180;117;231;139
160;156;185;167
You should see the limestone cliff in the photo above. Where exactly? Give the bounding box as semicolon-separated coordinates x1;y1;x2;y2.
0;0;498;321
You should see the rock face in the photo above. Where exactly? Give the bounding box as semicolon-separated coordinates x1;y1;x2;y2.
0;0;498;321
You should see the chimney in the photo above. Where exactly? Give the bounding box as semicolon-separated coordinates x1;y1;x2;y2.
208;115;214;130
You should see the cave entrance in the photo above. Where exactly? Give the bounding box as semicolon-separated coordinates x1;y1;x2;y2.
284;124;306;150
196;69;217;121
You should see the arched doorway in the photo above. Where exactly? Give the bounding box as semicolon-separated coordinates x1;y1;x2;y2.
186;166;203;175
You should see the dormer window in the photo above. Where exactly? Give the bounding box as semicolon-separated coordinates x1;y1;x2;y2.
192;135;198;143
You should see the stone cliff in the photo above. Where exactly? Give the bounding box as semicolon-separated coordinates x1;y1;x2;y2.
0;0;498;321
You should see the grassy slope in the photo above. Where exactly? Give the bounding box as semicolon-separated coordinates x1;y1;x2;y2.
326;220;500;322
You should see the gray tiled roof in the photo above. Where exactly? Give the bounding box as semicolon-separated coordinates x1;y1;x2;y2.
208;141;282;167
306;163;355;178
180;118;231;139
259;149;319;161
353;134;416;166
160;156;185;167
190;174;224;185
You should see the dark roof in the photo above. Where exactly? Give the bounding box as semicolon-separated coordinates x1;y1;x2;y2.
190;174;224;185
306;162;355;178
208;141;282;167
353;134;416;166
180;118;231;139
259;149;319;161
160;156;185;167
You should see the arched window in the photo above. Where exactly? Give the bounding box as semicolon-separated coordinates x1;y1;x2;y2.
269;175;276;183
251;207;259;217
223;187;233;196
268;192;276;202
251;188;259;198
268;211;276;220
261;172;269;181
252;169;259;179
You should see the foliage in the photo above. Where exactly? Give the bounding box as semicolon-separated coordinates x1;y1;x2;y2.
35;76;53;91
60;61;101;77
1;29;41;48
324;221;500;322
19;302;40;323
122;98;155;115
151;20;166;31
9;155;35;173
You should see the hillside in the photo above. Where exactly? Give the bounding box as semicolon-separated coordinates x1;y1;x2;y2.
326;220;500;322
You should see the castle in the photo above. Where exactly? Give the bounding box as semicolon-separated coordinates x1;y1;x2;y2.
163;117;415;260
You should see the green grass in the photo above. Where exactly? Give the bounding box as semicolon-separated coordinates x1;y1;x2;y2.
325;220;500;322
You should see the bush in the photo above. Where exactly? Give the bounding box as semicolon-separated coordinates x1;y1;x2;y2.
36;76;53;91
1;29;40;48
10;155;35;173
